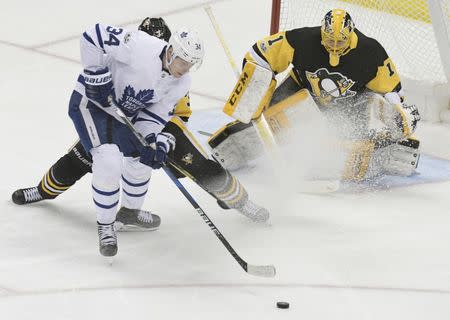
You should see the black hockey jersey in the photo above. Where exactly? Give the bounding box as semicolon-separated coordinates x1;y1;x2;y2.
245;26;402;106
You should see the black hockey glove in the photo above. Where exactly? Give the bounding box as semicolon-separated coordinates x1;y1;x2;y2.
140;132;176;169
83;67;114;107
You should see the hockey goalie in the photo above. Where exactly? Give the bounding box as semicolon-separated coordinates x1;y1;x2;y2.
208;9;421;185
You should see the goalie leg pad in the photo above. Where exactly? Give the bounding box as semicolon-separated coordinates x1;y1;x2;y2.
208;121;264;171
163;121;249;209
342;138;420;181
380;138;420;176
341;140;376;181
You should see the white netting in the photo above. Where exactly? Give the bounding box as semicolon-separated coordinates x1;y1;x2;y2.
277;0;450;86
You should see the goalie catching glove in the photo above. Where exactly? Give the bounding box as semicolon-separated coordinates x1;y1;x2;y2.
384;91;420;139
140;132;176;169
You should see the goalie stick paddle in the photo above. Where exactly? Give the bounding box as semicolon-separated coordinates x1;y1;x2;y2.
111;101;276;278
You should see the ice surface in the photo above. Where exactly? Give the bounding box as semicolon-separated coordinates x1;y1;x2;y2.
1;1;450;319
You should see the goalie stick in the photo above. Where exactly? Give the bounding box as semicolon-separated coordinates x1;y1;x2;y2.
205;5;339;194
111;100;276;278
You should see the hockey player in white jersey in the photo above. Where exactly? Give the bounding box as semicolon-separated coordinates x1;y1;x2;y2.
69;23;203;257
13;17;270;233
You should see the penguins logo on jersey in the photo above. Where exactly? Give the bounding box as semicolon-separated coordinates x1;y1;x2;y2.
305;68;356;104
182;153;193;165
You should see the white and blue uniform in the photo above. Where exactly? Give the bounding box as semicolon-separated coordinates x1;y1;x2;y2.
68;23;190;223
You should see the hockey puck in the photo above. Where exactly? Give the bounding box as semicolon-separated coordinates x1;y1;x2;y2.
276;301;289;309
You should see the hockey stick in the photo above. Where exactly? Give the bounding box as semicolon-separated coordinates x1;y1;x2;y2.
111;102;276;278
204;5;278;150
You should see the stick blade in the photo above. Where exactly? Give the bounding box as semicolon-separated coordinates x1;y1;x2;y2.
247;264;276;277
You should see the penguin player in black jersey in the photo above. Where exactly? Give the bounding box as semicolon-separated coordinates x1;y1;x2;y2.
210;9;421;181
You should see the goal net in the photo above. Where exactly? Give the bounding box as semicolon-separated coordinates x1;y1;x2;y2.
271;0;450;120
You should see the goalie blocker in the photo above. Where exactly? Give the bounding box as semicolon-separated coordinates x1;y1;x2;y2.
223;61;276;123
210;88;323;170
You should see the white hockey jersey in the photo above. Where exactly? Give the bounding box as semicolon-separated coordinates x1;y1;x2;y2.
75;23;191;138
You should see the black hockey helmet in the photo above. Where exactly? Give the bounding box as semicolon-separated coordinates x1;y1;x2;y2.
321;9;356;66
138;17;172;42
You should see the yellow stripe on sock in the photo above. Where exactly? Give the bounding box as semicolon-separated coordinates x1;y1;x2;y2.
226;184;247;206
40;178;59;196
46;171;70;191
216;176;238;198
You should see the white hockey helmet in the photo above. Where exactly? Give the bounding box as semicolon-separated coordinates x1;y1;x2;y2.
167;27;204;71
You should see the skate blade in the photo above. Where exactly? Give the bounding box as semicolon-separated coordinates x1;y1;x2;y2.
114;222;159;232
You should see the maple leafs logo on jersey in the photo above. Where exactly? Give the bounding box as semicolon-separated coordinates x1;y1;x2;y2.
180;32;188;38
118;85;155;116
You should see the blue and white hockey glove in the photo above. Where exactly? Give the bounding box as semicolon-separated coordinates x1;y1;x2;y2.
140;132;176;169
83;67;113;107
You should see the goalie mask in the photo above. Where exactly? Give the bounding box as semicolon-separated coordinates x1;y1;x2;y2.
138;17;171;42
167;28;204;72
321;9;357;67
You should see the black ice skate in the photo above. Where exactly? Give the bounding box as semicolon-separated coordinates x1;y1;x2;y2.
11;187;44;205
237;200;270;223
97;222;118;257
115;207;161;231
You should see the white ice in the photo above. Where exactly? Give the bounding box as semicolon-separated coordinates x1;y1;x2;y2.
1;0;450;319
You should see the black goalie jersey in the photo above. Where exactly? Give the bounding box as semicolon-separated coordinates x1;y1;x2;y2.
244;26;402;106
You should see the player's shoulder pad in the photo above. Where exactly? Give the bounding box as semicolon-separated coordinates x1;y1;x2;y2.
354;29;388;61
137;33;167;51
133;35;167;68
285;26;321;46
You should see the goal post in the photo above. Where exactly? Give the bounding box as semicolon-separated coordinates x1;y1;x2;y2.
428;0;450;85
270;0;450;122
270;0;281;35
